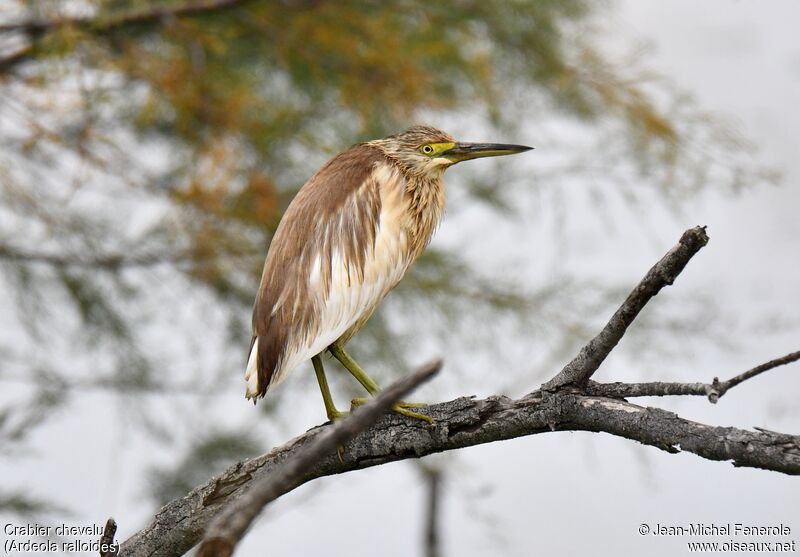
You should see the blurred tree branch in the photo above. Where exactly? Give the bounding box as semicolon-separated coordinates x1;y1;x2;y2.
0;0;254;75
423;465;443;557
0;245;190;269
118;227;800;557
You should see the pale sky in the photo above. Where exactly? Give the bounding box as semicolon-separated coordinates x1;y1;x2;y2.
2;2;799;556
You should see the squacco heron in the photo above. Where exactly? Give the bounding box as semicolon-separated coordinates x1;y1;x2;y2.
245;125;531;422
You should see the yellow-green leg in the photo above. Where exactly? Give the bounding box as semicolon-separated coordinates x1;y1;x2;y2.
328;343;379;394
328;342;433;424
312;354;347;422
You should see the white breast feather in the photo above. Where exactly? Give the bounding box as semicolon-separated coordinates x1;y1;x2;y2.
270;172;410;388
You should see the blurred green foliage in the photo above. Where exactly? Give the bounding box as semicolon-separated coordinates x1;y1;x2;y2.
0;0;774;516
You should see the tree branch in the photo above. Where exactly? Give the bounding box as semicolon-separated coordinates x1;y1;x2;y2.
718;350;800;398
0;0;251;35
119;388;800;557
423;466;442;557
585;350;800;402
98;518;119;557
0;46;33;76
541;225;709;391
0;0;253;75
196;359;442;557
115;226;800;557
0;245;191;269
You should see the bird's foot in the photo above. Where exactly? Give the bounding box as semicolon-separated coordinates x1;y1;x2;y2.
392;403;434;424
395;401;427;408
350;398;433;424
326;408;350;422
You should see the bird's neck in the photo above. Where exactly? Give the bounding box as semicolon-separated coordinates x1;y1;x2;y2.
401;172;446;259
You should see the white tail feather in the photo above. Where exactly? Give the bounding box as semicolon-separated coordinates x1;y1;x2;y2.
244;339;260;399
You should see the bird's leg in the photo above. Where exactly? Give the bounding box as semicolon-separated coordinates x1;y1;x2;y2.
328;343;380;394
329;342;433;424
312;354;347;422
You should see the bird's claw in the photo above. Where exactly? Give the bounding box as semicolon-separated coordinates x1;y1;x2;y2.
326;409;349;422
391;403;434;424
350;397;433;424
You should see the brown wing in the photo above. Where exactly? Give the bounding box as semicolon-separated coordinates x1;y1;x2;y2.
248;143;386;397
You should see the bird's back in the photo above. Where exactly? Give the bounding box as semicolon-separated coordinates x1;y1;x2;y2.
245;143;444;399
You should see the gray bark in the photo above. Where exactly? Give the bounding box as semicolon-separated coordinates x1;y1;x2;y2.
120;389;800;557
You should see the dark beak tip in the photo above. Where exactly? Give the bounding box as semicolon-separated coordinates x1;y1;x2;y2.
507;145;533;155
502;143;533;153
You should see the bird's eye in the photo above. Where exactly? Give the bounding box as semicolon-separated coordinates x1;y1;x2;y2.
421;145;434;155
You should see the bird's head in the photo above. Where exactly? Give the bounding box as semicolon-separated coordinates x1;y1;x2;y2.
371;125;532;179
